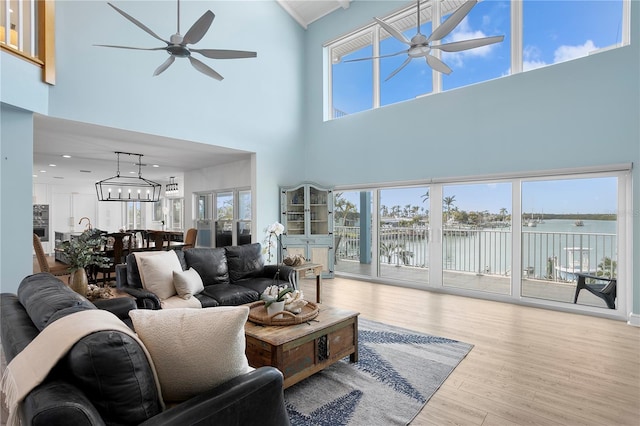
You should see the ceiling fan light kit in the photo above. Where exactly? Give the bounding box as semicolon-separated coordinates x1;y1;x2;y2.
95;0;257;80
95;152;162;202
346;0;504;81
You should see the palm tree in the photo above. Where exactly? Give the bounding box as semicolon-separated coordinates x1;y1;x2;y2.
443;195;456;222
499;207;508;221
334;192;356;226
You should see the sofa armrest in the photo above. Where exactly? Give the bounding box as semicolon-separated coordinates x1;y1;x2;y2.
23;380;105;426
263;264;296;284
93;297;137;326
120;287;162;310
139;367;290;426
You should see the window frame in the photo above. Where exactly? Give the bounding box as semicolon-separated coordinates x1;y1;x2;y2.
324;0;630;120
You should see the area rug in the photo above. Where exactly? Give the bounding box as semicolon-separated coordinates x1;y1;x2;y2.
284;318;473;426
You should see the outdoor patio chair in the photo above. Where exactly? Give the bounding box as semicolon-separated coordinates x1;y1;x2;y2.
573;273;617;309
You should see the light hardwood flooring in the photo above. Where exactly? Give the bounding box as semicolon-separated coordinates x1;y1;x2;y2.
297;276;640;426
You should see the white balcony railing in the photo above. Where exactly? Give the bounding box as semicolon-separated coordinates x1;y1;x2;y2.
335;225;617;281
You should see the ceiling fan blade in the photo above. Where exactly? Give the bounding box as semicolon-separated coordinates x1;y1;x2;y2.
342;49;409;63
153;56;175;76
188;56;223;80
183;10;215;45
425;54;452;74
384;56;412;81
191;49;257;59
374;17;411;45
432;35;504;52
107;3;169;44
427;0;477;43
94;44;167;51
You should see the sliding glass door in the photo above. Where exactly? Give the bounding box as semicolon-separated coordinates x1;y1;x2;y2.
442;182;512;295
334;166;629;316
521;176;618;308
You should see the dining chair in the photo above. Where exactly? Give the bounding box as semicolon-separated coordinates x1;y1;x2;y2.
33;233;69;277
183;228;198;249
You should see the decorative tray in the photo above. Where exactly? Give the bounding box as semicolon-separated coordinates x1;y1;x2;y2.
247;300;319;326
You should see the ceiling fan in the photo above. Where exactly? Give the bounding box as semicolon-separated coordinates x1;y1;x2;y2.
95;0;256;81
345;0;504;81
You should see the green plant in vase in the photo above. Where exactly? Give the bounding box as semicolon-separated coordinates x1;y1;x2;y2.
59;229;110;295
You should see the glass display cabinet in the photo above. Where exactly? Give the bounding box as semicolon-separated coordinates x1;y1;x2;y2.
280;183;334;278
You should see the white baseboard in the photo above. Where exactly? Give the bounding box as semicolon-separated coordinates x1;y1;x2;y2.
627;312;640;327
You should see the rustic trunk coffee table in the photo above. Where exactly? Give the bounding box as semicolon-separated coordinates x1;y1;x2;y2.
244;305;359;388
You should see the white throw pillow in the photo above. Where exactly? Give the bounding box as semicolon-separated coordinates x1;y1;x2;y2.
129;307;252;402
173;268;204;299
136;250;182;300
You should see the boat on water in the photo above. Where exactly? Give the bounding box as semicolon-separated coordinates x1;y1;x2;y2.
574;220;585;226
554;247;597;281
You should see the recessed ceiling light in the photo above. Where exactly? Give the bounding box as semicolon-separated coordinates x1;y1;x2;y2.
49;164;56;167
152;164;160;168
62;155;71;158
39;170;46;173
129;171;136;174
33;174;38;178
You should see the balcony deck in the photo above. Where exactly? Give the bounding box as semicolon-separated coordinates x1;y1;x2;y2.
335;259;610;309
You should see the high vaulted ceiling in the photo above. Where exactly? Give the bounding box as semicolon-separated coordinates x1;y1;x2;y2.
276;0;352;29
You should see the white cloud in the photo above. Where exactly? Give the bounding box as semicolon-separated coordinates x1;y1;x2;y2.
521;40;598;72
439;17;500;68
554;40;598;63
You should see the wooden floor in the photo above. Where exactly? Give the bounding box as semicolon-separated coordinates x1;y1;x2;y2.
297;276;640;426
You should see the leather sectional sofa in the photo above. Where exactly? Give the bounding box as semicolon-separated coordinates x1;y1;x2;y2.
0;273;290;425
116;243;296;309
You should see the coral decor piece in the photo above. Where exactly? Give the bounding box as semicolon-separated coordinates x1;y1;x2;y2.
261;285;308;314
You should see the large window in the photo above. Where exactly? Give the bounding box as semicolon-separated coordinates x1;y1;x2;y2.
334;165;630;319
325;0;628;119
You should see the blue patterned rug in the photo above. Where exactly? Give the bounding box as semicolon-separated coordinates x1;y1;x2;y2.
284;318;473;426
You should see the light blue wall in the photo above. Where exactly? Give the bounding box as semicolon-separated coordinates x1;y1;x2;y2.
302;1;640;316
1;105;35;290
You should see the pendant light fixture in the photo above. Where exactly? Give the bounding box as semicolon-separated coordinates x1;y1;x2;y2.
165;176;179;198
95;152;162;202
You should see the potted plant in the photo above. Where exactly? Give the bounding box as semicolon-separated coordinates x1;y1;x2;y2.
261;285;293;318
59;229;110;296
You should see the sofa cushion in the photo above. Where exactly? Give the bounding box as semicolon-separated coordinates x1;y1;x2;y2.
135;251;183;300
184;248;230;286
225;243;264;283
129;307;252;403
201;284;259;306
173;267;204;299
66;330;163;424
17;273;96;331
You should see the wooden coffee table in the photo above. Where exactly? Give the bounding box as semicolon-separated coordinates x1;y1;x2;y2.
245;305;359;388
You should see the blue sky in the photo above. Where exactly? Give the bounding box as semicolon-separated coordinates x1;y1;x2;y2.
333;0;624;114
339;176;618;215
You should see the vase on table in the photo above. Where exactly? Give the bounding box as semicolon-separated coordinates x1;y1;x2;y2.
267;301;285;319
69;268;89;297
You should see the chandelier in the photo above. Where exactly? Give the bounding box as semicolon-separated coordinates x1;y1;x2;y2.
165;176;179;198
95;152;162;202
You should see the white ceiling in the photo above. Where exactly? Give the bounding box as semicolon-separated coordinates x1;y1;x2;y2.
276;0;352;29
33;1;352;187
33;115;251;186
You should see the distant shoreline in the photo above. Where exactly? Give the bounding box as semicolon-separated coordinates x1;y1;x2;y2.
521;213;616;221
